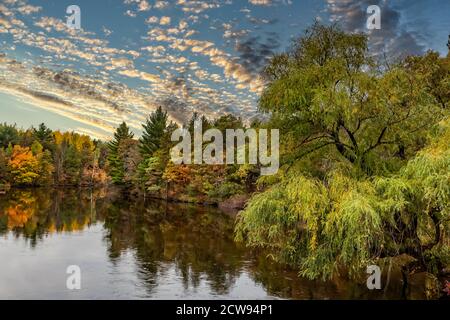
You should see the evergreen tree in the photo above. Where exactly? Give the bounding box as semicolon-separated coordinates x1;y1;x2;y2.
0;123;19;148
63;144;82;185
139;106;175;159
0;148;9;184
108;122;134;184
187;112;210;135
33;123;54;150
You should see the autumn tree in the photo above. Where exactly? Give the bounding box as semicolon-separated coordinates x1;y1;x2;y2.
78;136;96;183
137;155;165;194
0;124;105;187
52;131;102;186
31;141;54;186
402;52;449;110
8;145;40;186
118;138;141;186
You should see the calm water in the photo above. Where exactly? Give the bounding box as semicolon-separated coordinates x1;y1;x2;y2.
0;189;418;300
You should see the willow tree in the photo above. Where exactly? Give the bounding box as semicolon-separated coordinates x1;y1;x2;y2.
236;120;450;283
259;23;446;175
236;23;449;285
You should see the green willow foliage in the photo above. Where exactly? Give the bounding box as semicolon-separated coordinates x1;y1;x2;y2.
259;23;446;176
236;121;450;280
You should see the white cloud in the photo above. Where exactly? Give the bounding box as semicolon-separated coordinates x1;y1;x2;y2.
125;10;137;17
160;16;171;25
154;1;170;9
146;16;159;24
17;4;42;15
138;0;151;11
248;0;271;6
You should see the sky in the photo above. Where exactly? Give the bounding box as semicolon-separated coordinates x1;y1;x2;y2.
0;0;449;140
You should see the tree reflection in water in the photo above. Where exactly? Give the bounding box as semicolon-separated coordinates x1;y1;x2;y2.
103;196;245;296
0;188;423;299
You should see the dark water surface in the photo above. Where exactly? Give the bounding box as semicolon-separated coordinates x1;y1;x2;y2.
0;189;416;300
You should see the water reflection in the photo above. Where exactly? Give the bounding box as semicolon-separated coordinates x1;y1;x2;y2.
0;189;103;241
103;195;245;296
0;189;417;299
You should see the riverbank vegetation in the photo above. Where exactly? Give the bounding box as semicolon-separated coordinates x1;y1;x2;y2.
0;23;449;295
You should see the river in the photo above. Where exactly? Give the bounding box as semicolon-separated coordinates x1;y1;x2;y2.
0;188;427;299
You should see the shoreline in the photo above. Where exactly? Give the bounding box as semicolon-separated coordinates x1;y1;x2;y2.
1;184;249;214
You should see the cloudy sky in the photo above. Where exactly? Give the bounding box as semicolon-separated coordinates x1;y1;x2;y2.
0;0;449;139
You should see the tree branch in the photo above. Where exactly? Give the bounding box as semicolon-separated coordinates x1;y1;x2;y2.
364;127;388;155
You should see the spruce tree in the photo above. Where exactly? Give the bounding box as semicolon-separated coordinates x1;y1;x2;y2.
108;122;134;184
33;123;53;147
0;123;19;148
139;106;172;159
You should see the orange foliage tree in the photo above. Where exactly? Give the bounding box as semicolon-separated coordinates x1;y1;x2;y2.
8;145;40;185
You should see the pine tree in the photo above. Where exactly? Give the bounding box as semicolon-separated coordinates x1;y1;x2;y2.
0;148;10;184
0;123;19;148
139;106;174;159
108;122;134;184
63;144;82;185
33;123;53;149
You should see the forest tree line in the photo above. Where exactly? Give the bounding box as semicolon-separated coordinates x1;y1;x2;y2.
105;110;262;204
0;109;259;206
0;123;109;189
